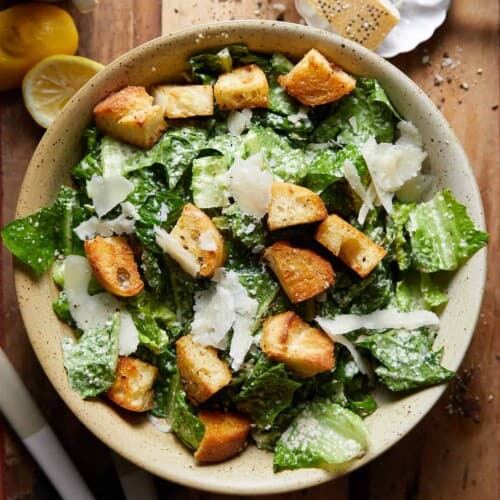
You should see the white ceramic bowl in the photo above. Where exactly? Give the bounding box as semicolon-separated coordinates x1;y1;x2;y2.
14;20;487;495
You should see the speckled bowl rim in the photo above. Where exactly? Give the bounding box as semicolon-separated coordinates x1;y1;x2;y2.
14;20;487;495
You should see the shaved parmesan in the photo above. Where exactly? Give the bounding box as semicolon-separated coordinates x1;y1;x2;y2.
118;310;140;356
361;121;427;214
191;268;258;371
154;226;200;277
87;174;134;217
227;109;253;135
64;256;139;355
75;202;139;240
315;309;439;336
358;183;378;225
329;333;371;376
228;153;274;219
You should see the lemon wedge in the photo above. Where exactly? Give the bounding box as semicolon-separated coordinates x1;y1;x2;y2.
22;55;104;128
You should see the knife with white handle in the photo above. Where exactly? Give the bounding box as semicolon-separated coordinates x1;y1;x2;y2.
0;348;95;500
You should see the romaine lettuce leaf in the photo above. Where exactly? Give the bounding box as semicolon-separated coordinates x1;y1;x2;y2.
312;77;398;146
396;271;448;312
218;203;267;250
53;290;76;327
407;189;487;272
273;400;369;470
243;127;307;183
72;126;103;181
2;207;58;276
2;186;86;276
172;386;205;450
191;155;230;208
303;144;366;194
386;201;415;271
235;355;302;429
357;328;454;391
61;314;119;398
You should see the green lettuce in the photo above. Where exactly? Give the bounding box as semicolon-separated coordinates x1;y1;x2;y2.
243;127;307;183
2;187;86;276
407;189;488;272
235;355;302;429
357;328;454;391
396;271;448;312
273;400;369;470
72;126;103;181
218;203;267;250
386;201;415;271
312;77;398;146
191;155;230;208
61;314;120;398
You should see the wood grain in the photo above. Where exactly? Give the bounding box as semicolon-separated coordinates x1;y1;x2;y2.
0;0;498;499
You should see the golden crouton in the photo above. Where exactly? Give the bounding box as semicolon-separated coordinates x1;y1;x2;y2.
262;241;334;303
93;86;166;148
176;334;232;405
315;214;387;278
267;182;328;231
214;64;269;110
106;356;158;412
278;49;356;106
194;411;250;463
84;236;144;297
261;311;334;377
170;203;226;278
151;84;214;119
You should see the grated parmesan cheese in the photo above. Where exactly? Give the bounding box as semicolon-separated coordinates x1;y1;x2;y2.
198;231;218;251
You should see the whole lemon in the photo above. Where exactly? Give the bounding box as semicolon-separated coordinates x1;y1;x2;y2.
0;4;79;90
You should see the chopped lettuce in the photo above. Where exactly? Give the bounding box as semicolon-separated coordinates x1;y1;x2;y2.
235;355;302;429
61;314;120;398
357;328;454;391
396;271;448;312
53;290;76;327
72;126;103;181
312;77;398;146
243;127;307;183
386;201;415;271
273;400;369;470
191;155;230;208
2;186;86;276
407;189;488;272
218;203;267;250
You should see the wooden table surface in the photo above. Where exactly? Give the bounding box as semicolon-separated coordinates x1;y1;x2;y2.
0;1;498;499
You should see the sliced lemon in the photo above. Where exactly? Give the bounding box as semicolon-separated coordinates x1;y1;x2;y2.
22;54;104;128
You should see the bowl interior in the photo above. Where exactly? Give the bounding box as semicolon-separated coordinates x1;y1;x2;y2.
14;21;487;495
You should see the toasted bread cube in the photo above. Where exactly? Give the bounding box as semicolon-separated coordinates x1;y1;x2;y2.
152;84;214;119
263;241;334;303
278;49;356;106
267;182;328;231
106;357;158;412
176;334;232;405
170;203;226;278
93;86;166;148
214;64;269;110
315;214;387;278
262;312;334;377
194;411;251;463
84;236;144;297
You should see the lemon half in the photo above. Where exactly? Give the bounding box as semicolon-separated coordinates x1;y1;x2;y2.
22;55;104;128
